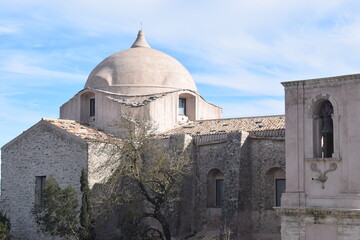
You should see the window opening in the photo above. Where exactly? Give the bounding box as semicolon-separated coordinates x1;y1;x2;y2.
275;178;285;206
319;101;333;158
179;98;186;115
90;98;95;117
35;176;46;207
215;179;224;207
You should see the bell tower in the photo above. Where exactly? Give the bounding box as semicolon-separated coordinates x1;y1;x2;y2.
277;74;360;240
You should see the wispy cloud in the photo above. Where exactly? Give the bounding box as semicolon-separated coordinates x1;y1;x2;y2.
0;25;19;35
0;57;86;84
1;0;360;129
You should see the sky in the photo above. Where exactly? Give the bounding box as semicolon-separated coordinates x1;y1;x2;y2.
1;0;360;149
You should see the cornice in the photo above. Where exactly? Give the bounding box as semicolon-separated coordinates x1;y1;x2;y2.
282;73;360;90
275;207;360;218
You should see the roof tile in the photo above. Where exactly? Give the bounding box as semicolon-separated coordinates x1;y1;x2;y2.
43;118;115;141
162;115;285;137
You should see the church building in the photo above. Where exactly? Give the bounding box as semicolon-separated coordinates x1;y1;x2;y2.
1;30;359;240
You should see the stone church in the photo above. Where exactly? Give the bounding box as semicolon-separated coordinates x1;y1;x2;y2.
1;30;359;240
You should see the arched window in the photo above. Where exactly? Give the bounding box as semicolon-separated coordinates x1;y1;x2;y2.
313;100;334;158
178;93;196;122
80;91;95;125
207;169;224;207
265;168;285;208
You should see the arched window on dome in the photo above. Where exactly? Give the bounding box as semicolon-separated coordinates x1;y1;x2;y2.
80;91;96;126
178;93;196;124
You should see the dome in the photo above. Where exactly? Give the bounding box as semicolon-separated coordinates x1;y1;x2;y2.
85;31;197;94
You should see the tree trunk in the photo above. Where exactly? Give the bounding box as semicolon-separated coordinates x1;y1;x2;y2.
155;208;171;240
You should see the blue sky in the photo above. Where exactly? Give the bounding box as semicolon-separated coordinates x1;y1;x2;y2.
2;0;360;149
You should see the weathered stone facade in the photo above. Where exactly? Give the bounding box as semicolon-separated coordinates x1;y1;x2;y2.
0;31;290;240
1;121;88;240
277;207;360;240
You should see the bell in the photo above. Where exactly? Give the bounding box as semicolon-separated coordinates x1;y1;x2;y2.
322;116;333;133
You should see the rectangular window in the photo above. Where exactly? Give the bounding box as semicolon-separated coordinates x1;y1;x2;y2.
35;176;46;206
275;179;285;206
90;98;95;117
179;98;186;115
215;179;224;207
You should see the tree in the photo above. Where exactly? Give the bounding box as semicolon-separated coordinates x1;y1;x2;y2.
32;174;96;240
32;176;80;240
96;116;191;240
0;212;11;240
79;169;96;240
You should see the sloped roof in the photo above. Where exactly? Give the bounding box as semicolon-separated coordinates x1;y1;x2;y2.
162;115;285;137
43;118;115;141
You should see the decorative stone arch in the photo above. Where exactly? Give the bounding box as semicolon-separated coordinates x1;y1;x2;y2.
307;94;340;158
80;91;96;125
207;168;224;207
264;167;285;209
178;92;196;122
307;93;339;118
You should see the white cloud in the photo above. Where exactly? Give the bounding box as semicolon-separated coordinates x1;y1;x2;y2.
0;26;19;35
0;55;86;85
1;0;360;117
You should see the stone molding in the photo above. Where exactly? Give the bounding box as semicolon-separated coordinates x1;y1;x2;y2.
305;157;342;163
275;207;360;219
282;73;360;90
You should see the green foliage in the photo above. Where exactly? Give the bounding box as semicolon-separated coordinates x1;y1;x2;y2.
80;169;96;240
115;207;150;240
32;176;80;240
0;212;11;240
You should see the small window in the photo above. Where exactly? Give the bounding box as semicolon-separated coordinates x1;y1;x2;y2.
179;98;186;115
35;176;46;206
275;179;285;206
90;98;95;117
207;169;224;207
216;179;224;207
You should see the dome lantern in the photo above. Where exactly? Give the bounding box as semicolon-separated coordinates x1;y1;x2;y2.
131;30;151;48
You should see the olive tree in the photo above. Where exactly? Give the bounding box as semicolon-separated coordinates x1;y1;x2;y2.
95;116;192;240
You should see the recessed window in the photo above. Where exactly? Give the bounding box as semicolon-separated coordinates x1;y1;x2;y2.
179;98;186;115
35;176;46;207
216;179;224;207
275;178;285;206
90;98;95;117
207;169;224;207
313;100;334;158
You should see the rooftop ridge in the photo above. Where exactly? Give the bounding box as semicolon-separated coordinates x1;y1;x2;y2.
192;114;285;122
282;72;360;86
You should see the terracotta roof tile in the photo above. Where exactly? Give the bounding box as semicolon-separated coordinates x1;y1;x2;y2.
162;115;285;137
43;118;115;141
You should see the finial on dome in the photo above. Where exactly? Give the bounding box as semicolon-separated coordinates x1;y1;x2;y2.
131;30;151;48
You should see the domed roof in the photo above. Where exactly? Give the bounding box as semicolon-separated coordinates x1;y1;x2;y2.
85;31;197;94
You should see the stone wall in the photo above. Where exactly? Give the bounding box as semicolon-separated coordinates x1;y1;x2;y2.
277;207;360;240
192;133;285;240
1;121;88;240
194;132;246;238
250;137;285;240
